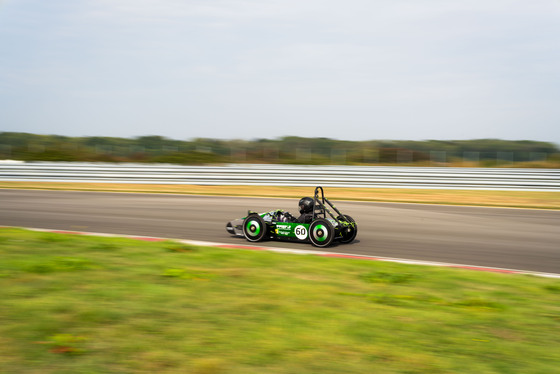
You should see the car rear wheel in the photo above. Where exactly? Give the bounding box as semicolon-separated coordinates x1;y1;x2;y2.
309;219;334;247
243;214;267;242
340;215;357;244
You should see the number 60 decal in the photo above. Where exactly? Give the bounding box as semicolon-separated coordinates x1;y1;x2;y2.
294;225;308;240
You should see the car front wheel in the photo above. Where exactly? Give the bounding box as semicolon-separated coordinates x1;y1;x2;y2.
242;214;267;242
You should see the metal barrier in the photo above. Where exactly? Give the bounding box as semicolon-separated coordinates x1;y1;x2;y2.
1;162;559;191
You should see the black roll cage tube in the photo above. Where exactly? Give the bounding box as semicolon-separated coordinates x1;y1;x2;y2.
311;186;349;225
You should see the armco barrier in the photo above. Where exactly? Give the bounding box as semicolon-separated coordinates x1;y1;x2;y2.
1;162;559;191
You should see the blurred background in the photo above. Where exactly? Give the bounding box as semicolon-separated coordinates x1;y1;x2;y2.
1;133;559;168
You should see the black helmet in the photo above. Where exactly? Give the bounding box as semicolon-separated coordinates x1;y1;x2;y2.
298;197;314;214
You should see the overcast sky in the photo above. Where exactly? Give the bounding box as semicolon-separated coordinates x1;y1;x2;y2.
1;0;559;143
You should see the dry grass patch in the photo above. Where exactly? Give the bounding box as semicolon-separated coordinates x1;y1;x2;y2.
1;181;559;209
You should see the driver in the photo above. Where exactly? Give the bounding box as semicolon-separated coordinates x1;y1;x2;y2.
296;197;314;223
278;197;314;223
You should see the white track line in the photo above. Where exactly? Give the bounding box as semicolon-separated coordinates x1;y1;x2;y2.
4;226;560;279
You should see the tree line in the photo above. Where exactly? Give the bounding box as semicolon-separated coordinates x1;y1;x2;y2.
1;132;558;167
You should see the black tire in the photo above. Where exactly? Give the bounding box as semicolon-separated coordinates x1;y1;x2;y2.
242;214;267;242
309;219;335;247
340;215;358;244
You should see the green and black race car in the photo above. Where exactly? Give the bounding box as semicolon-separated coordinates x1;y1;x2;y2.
226;187;358;248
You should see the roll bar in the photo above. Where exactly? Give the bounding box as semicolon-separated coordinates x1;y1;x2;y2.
311;186;348;224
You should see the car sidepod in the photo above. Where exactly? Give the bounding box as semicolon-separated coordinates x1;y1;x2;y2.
272;222;310;241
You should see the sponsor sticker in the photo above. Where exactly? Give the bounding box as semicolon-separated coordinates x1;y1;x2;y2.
275;224;292;236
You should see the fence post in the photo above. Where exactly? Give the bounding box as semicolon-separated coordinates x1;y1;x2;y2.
430;151;446;165
398;150;413;164
463;151;479;165
497;152;514;165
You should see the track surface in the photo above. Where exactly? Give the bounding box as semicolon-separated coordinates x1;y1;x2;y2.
1;189;559;274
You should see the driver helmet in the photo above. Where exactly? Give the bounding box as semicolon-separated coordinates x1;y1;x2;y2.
298;197;314;214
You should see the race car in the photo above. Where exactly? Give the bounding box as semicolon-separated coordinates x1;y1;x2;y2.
225;186;357;247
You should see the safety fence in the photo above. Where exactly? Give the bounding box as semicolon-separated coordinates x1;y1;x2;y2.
1;161;559;191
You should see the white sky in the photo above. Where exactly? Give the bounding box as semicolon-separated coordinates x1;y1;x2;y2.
1;0;559;143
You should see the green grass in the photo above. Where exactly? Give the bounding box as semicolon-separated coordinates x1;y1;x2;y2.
1;228;559;373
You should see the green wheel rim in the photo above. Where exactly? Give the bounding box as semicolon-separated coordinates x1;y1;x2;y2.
246;220;261;237
313;224;328;242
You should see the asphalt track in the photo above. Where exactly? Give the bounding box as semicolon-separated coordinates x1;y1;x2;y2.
1;189;559;274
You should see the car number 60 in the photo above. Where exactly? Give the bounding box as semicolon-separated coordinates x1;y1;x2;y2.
294;225;308;240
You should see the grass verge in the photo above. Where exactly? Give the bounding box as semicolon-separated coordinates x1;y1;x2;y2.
1;228;559;373
1;181;559;209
